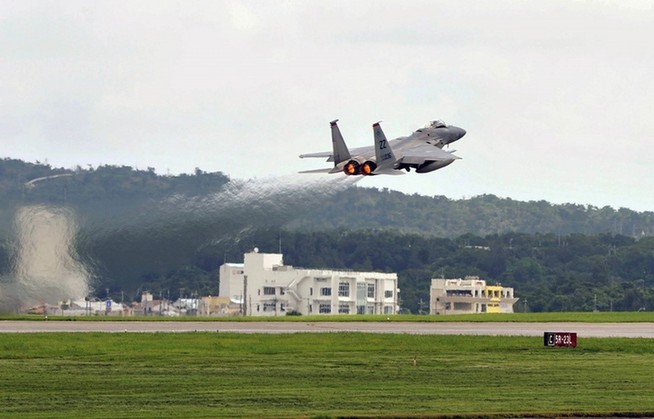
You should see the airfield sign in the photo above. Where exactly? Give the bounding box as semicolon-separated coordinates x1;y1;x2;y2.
544;332;577;348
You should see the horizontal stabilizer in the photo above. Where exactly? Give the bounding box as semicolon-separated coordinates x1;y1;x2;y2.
299;151;333;161
298;168;332;174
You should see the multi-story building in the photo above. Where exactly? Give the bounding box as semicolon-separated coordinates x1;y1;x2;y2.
219;250;399;316
430;276;518;315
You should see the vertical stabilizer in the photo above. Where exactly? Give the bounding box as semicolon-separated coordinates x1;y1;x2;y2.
330;120;351;165
372;122;397;169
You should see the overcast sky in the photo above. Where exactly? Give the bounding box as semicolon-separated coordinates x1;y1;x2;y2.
2;1;653;211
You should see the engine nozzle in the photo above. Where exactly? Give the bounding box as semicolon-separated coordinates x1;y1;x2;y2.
361;161;377;175
343;160;361;175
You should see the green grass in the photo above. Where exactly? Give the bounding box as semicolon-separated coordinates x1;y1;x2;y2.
3;311;654;322
0;333;652;418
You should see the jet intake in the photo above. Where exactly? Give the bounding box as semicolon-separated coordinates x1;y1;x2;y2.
361;161;377;176
415;159;454;173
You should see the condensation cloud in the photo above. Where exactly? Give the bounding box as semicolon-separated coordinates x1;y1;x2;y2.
0;206;90;312
1;175;357;311
78;175;360;281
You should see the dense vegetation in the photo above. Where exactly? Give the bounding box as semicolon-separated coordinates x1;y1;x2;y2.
290;186;654;237
0;158;230;211
2;158;653;237
211;229;654;313
1;158;653;313
1;333;653;417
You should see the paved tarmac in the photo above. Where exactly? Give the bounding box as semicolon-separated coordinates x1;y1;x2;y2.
1;320;653;337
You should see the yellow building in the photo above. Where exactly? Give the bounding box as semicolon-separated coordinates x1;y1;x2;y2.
430;276;518;315
484;285;503;313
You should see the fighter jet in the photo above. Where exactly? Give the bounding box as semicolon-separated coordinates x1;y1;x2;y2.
299;119;466;176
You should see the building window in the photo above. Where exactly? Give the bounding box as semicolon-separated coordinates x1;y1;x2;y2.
338;303;350;314
338;282;350;297
310;287;313;296
280;288;285;295
319;303;331;314
280;303;286;312
367;283;375;298
263;287;275;295
263;302;276;312
320;287;331;296
384;290;393;298
384;306;393;315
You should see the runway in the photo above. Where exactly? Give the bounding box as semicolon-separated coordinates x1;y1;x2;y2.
1;320;653;337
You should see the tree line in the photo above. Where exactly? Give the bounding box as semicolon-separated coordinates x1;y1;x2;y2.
104;228;654;314
2;158;654;238
222;229;654;313
289;187;654;238
1;158;653;313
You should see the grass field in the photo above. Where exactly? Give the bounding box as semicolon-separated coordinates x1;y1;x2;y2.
3;311;654;322
0;333;652;418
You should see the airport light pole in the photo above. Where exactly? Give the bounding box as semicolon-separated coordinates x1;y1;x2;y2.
523;298;528;313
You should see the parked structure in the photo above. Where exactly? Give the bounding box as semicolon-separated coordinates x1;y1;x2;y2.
430;276;518;315
198;296;238;316
219;250;399;316
29;298;128;316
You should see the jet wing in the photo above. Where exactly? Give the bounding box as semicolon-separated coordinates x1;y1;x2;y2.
348;145;373;157
398;144;460;165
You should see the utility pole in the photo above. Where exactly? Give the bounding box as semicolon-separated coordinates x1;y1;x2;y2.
243;275;248;316
523;298;528;313
418;298;426;315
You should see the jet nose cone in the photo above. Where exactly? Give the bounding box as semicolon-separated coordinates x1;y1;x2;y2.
445;126;466;144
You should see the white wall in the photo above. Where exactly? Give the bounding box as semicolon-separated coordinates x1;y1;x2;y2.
220;252;398;317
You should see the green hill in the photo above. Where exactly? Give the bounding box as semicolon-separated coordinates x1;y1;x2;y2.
1;157;652;313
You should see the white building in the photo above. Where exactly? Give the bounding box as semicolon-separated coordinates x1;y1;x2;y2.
219;250;399;316
430;276;518;315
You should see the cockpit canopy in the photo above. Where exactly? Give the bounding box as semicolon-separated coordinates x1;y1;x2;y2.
426;120;448;128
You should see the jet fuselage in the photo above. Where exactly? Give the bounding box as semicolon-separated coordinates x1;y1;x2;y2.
299;119;466;176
